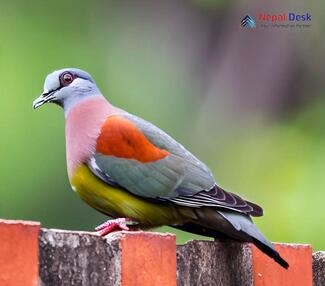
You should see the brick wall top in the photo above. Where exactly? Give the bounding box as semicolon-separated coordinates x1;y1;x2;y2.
0;219;322;286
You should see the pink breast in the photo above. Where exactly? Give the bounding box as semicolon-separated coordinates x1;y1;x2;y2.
65;96;121;180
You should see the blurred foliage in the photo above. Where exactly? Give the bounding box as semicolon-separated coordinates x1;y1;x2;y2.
0;0;324;249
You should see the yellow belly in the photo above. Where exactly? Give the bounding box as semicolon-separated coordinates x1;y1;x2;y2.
70;164;184;227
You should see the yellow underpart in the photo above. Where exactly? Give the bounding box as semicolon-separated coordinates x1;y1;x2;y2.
71;164;185;227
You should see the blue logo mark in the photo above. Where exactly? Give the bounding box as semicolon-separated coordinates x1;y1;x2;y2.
241;15;256;28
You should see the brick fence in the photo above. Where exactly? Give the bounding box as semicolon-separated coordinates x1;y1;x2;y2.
0;219;324;286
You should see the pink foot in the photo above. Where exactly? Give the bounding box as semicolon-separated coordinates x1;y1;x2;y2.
95;218;133;236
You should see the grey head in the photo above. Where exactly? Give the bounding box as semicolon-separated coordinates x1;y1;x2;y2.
33;68;101;113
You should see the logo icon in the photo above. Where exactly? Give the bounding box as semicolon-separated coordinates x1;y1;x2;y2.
241;15;256;28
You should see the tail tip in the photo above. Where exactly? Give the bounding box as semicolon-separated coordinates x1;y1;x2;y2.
276;255;289;269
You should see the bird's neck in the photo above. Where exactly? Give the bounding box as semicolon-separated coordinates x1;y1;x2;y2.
65;96;122;180
63;89;102;117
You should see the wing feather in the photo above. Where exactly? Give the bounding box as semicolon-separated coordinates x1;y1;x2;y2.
89;113;263;217
159;185;263;216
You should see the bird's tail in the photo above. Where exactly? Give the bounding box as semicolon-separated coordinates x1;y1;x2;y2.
175;208;289;269
251;237;289;269
217;211;289;269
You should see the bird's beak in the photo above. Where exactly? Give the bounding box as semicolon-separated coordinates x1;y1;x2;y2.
33;89;56;109
33;94;46;109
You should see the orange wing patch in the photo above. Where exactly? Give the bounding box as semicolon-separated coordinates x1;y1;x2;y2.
96;116;170;163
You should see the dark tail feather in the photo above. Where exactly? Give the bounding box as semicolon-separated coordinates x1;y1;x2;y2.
245;200;263;217
252;238;289;269
172;222;289;269
174;208;289;269
218;211;289;269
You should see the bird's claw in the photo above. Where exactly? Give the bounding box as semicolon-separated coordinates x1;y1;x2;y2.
95;218;137;236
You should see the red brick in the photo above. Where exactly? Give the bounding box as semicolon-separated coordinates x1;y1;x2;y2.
0;219;40;286
121;232;176;286
252;243;312;286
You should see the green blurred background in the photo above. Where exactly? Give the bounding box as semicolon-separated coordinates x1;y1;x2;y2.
0;1;324;249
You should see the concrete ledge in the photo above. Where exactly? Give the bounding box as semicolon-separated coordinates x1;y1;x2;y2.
177;239;253;286
39;229;121;285
313;251;325;286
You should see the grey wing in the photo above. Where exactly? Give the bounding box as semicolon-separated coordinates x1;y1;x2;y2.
89;113;263;216
123;114;218;194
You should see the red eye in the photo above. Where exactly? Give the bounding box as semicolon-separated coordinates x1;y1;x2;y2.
60;72;74;86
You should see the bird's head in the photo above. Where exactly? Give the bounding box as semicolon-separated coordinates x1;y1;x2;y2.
33;68;101;112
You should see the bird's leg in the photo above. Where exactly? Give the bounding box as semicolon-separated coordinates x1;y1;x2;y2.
95;218;138;236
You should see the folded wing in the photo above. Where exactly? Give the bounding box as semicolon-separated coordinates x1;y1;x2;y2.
89;113;263;217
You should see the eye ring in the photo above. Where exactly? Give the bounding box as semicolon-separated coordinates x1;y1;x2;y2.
60;72;74;86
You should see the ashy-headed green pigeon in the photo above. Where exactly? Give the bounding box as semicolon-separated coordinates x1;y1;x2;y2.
33;68;289;268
